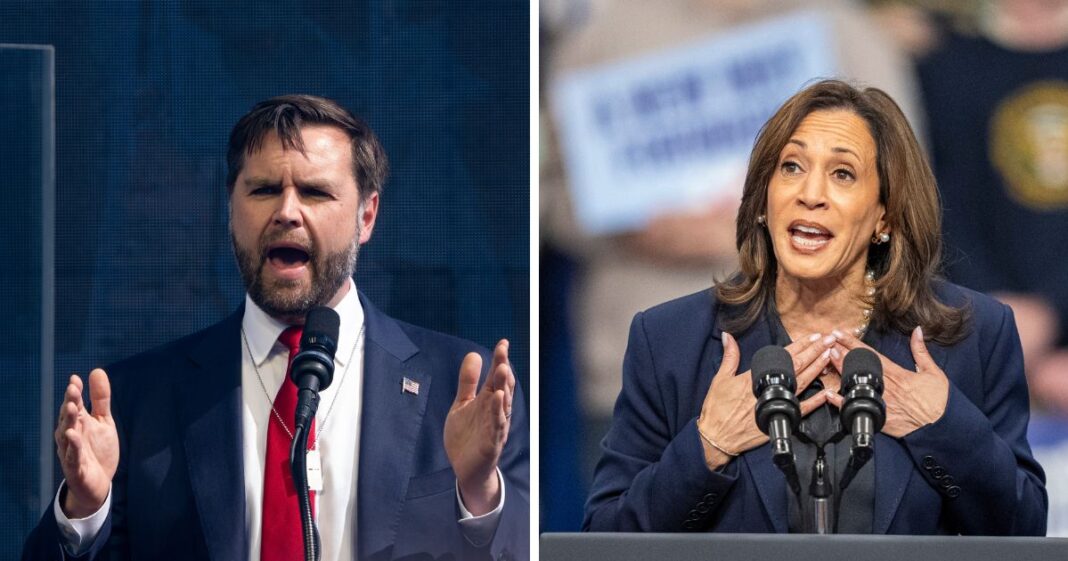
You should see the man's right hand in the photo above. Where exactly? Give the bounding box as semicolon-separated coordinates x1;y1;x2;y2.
56;369;118;519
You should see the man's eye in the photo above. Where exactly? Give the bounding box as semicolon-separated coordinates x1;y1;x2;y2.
250;187;278;196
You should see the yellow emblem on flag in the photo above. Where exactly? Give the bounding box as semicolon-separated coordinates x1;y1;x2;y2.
990;81;1068;209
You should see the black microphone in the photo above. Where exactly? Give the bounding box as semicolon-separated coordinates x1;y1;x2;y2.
291;306;340;433
289;306;339;561
751;345;802;496
838;347;885;490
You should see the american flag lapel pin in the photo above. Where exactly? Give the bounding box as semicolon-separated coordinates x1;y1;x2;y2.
402;377;420;395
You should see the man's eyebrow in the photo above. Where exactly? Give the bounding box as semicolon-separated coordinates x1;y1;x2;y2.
243;177;280;188
294;179;337;191
242;177;337;190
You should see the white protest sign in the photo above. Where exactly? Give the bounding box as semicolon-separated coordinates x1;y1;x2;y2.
553;11;839;234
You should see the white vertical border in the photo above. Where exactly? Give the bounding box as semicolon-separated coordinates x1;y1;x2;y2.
529;0;542;558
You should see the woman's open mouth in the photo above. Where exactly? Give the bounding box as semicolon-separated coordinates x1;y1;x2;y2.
788;221;833;253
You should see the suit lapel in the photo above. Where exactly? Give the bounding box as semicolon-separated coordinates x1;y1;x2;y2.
355;293;426;559
178;307;248;561
868;327;949;533
723;318;791;532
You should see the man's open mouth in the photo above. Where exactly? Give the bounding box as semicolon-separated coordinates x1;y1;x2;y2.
266;243;311;269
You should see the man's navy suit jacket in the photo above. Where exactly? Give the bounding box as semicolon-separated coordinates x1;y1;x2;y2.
24;292;529;560
584;283;1046;535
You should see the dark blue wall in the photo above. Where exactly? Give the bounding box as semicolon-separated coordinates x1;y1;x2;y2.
0;1;528;554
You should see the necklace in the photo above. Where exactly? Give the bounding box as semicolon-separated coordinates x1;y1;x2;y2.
854;269;876;338
242;323;364;448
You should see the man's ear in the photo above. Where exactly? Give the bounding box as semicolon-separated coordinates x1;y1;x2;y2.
358;192;379;245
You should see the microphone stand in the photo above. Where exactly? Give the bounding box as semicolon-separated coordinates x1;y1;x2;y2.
795;386;881;532
808;447;833;534
291;394;321;561
796;429;851;534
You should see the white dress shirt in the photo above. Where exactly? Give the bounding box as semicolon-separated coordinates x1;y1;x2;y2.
241;279;366;560
54;278;503;558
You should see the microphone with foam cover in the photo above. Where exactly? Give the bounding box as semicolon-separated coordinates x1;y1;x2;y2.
289;306;340;561
291;306;340;433
838;347;885;490
751;345;802;496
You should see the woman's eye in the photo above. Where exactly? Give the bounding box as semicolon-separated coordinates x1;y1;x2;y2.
781;161;802;174
834;169;855;181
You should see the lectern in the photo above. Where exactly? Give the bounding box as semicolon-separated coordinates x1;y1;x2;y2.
542;533;1068;561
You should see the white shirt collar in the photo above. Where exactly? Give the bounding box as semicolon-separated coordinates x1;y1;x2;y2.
241;277;364;367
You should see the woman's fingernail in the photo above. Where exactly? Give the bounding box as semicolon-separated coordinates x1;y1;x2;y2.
821;349;830;359
808;333;822;342
822;335;836;346
830;348;840;360
832;329;845;339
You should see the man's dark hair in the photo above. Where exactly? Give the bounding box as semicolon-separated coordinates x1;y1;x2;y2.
226;94;388;200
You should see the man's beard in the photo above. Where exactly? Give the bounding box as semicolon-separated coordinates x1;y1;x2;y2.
231;229;359;323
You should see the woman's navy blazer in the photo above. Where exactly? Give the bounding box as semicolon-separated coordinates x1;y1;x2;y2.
584;282;1047;535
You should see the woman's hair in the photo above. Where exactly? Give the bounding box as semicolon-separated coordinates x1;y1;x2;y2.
716;79;970;345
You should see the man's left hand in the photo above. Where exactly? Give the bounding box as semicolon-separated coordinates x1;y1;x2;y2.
445;339;515;516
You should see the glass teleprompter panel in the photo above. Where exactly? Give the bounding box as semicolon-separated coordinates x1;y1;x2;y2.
0;43;54;560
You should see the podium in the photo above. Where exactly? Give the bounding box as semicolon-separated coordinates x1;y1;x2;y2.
541;533;1068;561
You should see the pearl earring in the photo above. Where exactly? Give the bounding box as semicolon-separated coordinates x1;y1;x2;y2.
757;214;766;225
872;232;890;244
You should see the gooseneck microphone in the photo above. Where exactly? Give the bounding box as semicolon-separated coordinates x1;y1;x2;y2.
290;306;340;561
838;347;885;491
751;345;803;496
291;306;340;433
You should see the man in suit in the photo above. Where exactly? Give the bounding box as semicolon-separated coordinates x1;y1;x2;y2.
22;95;528;560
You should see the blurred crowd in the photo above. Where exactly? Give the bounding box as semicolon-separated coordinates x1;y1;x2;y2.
540;0;1068;534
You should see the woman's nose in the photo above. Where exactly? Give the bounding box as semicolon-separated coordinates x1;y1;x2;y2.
797;174;828;210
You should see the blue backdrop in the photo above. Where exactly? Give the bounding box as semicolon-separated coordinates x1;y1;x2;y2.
0;1;529;554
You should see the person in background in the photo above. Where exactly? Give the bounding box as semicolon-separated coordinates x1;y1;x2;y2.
880;0;1068;536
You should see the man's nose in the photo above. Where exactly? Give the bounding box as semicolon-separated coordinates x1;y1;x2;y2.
273;187;303;227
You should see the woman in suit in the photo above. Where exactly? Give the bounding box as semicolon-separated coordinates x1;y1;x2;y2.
583;80;1047;534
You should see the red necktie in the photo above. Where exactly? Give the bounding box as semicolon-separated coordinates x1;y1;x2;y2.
261;326;316;561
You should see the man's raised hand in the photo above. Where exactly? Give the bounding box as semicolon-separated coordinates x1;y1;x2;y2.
444;340;515;516
55;369;118;518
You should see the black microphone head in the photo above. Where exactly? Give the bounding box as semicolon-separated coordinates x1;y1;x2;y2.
841;347;883;393
291;306;340;391
751;345;796;396
302;306;340;351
